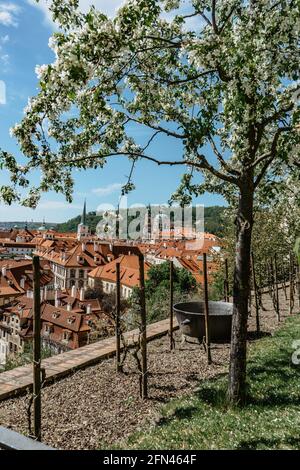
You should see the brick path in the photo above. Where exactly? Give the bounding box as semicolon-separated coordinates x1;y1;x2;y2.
0;318;178;401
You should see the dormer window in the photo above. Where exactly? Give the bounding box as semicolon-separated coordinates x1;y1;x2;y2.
67;316;75;325
52;312;60;319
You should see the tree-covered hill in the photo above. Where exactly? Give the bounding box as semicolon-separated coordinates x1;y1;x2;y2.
56;206;226;237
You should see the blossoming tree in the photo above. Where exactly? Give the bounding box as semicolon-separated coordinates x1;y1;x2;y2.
2;0;300;404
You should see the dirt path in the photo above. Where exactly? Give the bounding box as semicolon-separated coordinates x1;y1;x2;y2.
0;289;297;450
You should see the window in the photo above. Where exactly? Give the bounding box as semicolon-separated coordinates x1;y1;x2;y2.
79;270;84;278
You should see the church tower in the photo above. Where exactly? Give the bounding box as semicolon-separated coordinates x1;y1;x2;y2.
77;200;90;240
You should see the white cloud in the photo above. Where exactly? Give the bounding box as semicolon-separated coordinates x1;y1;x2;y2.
92;183;123;196
0;80;6;104
0;3;21;27
0;53;9;64
0;34;9;43
27;0;124;27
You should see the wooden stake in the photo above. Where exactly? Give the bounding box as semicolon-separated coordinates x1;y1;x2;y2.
283;263;288;301
139;254;148;399
203;253;212;364
224;258;229;302
115;262;121;372
169;260;175;351
289;252;294;315
267;261;272;299
274;254;280;322
251;252;260;335
32;256;41;442
296;263;300;309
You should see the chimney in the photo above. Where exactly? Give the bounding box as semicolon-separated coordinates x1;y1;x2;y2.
2;266;7;277
20;276;26;289
86;304;92;315
79;288;85;301
26;289;33;299
71;285;76;298
94;242;99;252
55;289;61;307
67;303;72;312
82;242;86;252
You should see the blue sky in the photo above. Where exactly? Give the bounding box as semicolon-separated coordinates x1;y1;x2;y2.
0;0;225;223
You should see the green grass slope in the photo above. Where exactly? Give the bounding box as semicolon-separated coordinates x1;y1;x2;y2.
121;315;300;450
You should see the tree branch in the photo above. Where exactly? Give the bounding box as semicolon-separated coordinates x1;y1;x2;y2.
66;151;239;186
254;126;291;187
211;0;219;34
219;3;238;34
125;114;187;140
208;134;240;176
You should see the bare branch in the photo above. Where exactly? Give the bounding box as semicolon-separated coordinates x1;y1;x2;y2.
211;0;219;34
208;134;240;176
195;150;239;185
219;3;238;34
254;126;291;187
165;69;216;86
125;115;187;140
67;151;239;186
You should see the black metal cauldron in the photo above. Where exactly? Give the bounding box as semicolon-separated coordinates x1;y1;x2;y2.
173;301;233;343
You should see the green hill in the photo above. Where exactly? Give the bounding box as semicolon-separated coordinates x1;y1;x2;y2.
57;206;226;237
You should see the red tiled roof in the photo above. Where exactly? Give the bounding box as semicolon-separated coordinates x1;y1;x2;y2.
88;254;150;288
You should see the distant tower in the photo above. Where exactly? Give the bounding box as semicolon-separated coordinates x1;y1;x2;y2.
38;218;46;231
142;204;152;240
77;200;90;240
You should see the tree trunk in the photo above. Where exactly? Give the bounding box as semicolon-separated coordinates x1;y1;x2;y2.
228;179;254;405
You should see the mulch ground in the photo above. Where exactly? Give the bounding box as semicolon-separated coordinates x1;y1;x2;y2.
0;288;294;450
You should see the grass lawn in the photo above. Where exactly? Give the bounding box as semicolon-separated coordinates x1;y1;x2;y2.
121;314;300;450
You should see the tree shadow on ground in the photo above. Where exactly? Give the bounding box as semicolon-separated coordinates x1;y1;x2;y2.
237;436;300;450
247;331;272;341
155;406;199;427
194;354;300;409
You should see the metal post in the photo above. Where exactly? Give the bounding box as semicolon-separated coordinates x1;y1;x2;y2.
139;254;148;399
115;262;121;372
169;261;175;351
32;256;41;442
203;253;212;364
